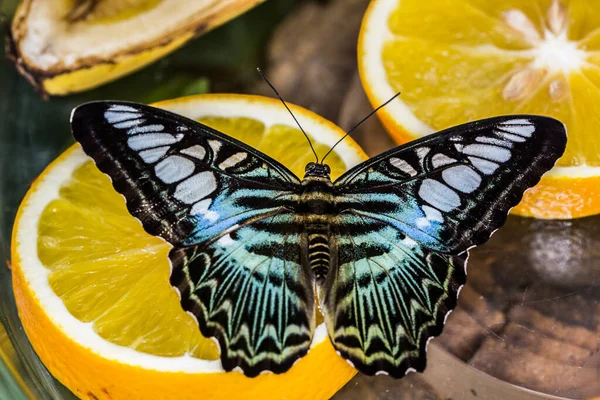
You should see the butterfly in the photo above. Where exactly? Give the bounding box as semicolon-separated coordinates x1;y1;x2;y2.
71;100;566;378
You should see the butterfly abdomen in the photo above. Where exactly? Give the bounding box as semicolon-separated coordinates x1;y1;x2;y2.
307;228;330;282
300;172;335;282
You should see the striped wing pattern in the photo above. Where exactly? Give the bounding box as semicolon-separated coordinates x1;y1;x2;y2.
325;116;566;375
334;116;567;253
71;101;301;247
320;213;466;377
169;210;315;376
71;101;313;375
72;102;567;379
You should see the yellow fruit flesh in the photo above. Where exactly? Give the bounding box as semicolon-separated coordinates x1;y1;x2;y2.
382;0;600;167
36;115;341;361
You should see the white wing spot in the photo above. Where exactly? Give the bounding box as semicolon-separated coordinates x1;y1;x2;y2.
498;119;535;137
442;165;482;193
154;155;195;184
402;237;418;247
494;130;527;143
422;205;443;222
389;157;417;176
127;124;165;135
217;234;237;247
104;111;143;124
468;156;499;175
475;136;513;148
174;171;217;204
431;153;456;168
181;145;206;160
127;133;182;151
416;147;430;161
208;140;222;155
114;119;143;129
139;146;169;163
416;218;430;229
462;144;511;162
418;179;461;212
190;199;219;222
219;152;248;170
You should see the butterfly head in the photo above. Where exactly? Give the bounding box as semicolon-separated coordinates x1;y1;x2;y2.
304;162;331;178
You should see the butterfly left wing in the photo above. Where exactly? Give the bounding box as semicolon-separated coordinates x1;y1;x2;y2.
71;101;315;376
333;115;567;253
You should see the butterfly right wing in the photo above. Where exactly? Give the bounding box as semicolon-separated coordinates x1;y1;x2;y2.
71;101;315;376
320;212;466;377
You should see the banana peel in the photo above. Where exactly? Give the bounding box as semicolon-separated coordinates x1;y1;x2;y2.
7;0;265;96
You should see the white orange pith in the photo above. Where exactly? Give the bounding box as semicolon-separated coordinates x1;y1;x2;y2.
11;94;365;400
359;0;600;219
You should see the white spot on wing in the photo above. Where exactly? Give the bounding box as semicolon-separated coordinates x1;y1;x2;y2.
431;153;456;168
375;370;389;376
418;179;461;212
389;157;417;176
495;130;527;142
174;171;217;204
498;119;535;137
104;111;143;124
127;133;182;151
139;146;169;163
208;140;222;155
402;237;418;247
114;119;143;129
190;199;219;222
154;156;195;184
422;205;443;222
405;367;417;375
475;136;513;148
127;124;165;135
468;156;499;175
442;165;482;193
416;218;430;229
462;144;511;162
217;234;236;247
181;145;206;160
219;152;248;170
416;146;430;160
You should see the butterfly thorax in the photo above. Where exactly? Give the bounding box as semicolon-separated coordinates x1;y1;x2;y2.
300;162;335;282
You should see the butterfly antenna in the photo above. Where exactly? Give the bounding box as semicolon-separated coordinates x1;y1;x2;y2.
257;68;319;163
321;91;401;164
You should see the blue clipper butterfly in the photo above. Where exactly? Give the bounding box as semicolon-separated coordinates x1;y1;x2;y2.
71;100;566;378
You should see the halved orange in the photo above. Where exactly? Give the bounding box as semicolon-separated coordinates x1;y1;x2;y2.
359;0;600;219
11;94;366;399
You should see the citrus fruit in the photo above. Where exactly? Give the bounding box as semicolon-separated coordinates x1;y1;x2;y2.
11;94;365;399
359;0;600;219
8;0;264;95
